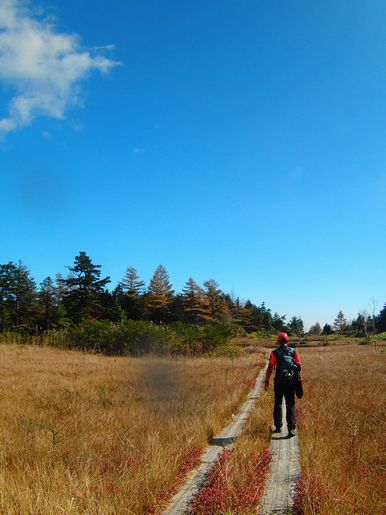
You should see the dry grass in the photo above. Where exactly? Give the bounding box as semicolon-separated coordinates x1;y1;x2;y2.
0;343;265;513
295;344;385;514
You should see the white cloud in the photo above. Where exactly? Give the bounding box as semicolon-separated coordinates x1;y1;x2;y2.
0;0;119;135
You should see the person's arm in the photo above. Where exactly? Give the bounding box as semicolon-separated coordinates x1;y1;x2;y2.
294;351;301;371
264;352;277;390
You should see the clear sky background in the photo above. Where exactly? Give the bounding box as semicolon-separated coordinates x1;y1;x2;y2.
1;0;385;329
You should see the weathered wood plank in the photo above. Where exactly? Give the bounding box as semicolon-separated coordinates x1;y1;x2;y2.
260;401;301;514
164;366;267;515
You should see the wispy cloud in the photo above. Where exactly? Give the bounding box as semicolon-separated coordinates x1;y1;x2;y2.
132;147;145;155
0;0;120;136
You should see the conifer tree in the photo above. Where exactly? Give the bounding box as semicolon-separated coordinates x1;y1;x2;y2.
203;279;223;320
272;312;286;332
36;276;60;329
62;251;110;322
144;265;174;322
118;266;145;319
309;322;322;334
236;303;257;332
120;267;145;296
181;278;211;324
288;316;304;338
252;302;273;332
54;273;69;325
0;261;36;329
322;323;333;335
219;297;233;322
376;302;386;332
333;310;348;332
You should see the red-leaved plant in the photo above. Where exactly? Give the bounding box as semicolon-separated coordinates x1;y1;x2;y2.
144;447;203;514
191;448;271;514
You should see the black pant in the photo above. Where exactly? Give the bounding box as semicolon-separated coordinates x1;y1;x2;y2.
274;381;296;431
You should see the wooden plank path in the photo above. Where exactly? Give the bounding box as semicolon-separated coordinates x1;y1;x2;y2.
164;366;267;515
260;400;301;514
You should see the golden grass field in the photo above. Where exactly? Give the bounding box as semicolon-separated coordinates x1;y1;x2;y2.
294;344;385;514
0;344;265;514
0;341;383;514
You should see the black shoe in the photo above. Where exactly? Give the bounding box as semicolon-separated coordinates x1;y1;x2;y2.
271;427;282;433
287;429;296;438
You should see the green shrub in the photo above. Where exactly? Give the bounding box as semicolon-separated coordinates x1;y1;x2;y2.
0;320;239;357
64;319;180;355
201;322;236;352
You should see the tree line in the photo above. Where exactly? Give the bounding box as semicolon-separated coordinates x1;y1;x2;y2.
1;251;383;339
309;307;386;339
0;251;297;334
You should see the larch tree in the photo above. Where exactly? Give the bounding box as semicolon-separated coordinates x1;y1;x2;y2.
118;266;145;320
235;302;257;332
120;267;145;296
144;265;174;322
181;278;211;324
203;279;223;320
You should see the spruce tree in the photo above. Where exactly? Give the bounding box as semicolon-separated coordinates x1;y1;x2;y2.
62;251;110;322
0;261;36;329
288;316;304;338
36;276;60;329
272;312;286;332
376;302;386;332
322;323;333;335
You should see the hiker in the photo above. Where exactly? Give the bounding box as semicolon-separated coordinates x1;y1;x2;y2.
264;332;301;438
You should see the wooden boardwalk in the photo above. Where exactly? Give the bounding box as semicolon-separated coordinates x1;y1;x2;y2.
164;367;267;514
164;371;301;514
260;401;301;514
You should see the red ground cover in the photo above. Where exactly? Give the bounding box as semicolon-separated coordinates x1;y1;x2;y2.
144;447;203;514
191;447;271;514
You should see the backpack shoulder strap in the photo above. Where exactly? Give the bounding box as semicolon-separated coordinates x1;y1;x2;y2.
273;348;282;360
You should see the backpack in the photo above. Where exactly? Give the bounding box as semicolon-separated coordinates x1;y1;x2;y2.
274;347;298;383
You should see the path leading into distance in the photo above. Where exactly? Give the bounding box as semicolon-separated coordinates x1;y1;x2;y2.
164;366;267;514
164;364;301;515
260;401;301;514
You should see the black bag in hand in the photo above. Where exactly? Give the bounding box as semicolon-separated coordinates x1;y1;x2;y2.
294;370;303;399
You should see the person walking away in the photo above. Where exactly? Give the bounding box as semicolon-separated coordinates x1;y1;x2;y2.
264;332;301;438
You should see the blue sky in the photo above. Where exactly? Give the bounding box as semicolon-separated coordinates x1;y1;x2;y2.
1;0;385;328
